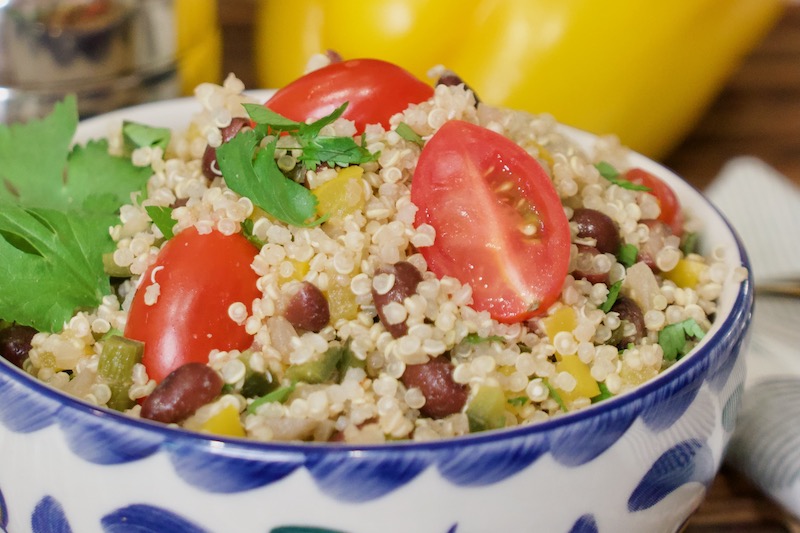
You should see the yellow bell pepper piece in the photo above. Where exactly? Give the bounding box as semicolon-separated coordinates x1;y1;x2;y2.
662;257;708;289
314;166;366;221
199;404;246;438
555;355;600;402
254;0;782;158
542;306;577;345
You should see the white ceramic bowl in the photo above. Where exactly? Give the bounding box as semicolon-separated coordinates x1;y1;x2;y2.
0;95;753;533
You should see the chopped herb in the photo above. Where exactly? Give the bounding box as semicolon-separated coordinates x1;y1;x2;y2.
144;205;175;239
507;396;528;407
247;382;297;414
463;333;505;345
122;121;171;153
241;218;265;248
217;103;380;226
544;380;568;412
0;96;151;331
242;101;378;168
600;280;623;313
216;133;327;227
594;161;651;191
299;135;375;168
659;318;706;362
680;231;700;255
396;122;424;146
617;243;638;268
591;382;613;403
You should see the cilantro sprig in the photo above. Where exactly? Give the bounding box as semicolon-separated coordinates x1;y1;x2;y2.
216;102;377;227
595;161;651;192
0;96;152;331
659;318;706;362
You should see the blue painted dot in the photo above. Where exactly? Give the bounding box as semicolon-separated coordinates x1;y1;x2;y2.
101;504;209;533
569;514;598;533
31;496;72;533
628;439;715;512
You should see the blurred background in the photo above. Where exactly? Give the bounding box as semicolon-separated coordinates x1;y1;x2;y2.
2;0;799;529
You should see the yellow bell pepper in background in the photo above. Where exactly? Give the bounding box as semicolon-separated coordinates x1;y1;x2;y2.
176;0;222;94
254;0;782;158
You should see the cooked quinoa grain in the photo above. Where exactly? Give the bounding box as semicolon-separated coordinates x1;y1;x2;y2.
21;69;741;444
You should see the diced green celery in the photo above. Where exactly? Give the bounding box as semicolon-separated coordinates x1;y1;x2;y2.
97;335;143;411
286;345;345;384
466;385;507;433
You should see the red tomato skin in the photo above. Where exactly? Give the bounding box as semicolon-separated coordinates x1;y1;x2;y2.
124;227;260;383
625;168;684;236
264;58;434;132
411;120;571;323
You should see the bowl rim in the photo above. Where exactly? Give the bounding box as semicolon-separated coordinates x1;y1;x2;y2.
0;94;755;455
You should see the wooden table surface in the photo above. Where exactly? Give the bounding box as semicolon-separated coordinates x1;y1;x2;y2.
218;2;800;530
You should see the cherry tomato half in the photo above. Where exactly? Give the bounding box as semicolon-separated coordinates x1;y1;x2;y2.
124;227;260;383
264;58;434;132
411;120;571;323
626;168;684;236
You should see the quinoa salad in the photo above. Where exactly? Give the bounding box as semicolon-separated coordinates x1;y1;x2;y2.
1;57;746;444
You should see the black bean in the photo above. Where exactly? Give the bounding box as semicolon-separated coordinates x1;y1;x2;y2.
436;70;481;104
141;363;223;424
637;219;672;271
572;208;621;255
0;324;37;369
572;244;610;285
610;297;646;348
201;117;251;181
372;261;423;338
284;282;330;333
401;356;468;419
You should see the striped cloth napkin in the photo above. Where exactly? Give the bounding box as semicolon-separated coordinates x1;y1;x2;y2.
704;156;800;517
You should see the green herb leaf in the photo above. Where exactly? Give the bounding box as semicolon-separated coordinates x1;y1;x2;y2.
600;280;623;313
680;231;700;255
507;396;528;407
617;243;639;268
0;96;152;331
247;382;297;414
396;122;424;146
0;203;114;331
299;136;376;168
463;333;505;345
658;318;706;362
243;103;302;132
144;206;175;239
298;103;348;140
544;380;568;412
122;121;171;153
595;161;651;191
241;218;265;248
216;132;325;227
591;382;613;403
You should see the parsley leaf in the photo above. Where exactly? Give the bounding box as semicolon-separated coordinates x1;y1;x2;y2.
600;280;623;313
544;380;568;412
617;243;639;268
595;161;651;192
0;96;152;331
463;333;505;345
122;121;171;153
247;382;297;414
145;206;175;239
591;382;613;403
680;231;700;255
659;318;706;362
299;136;375;168
217;132;326;227
0;203;114;332
396;122;424;146
507;396;528;407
